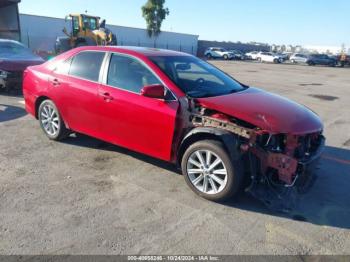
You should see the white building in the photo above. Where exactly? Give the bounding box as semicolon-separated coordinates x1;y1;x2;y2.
19;14;199;55
303;45;345;55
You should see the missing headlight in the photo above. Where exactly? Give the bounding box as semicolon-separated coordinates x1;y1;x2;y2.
259;134;286;153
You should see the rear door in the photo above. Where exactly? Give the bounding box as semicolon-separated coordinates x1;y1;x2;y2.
97;53;179;161
50;51;106;137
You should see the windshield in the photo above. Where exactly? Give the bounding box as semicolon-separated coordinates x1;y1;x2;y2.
83;17;98;30
150;55;246;98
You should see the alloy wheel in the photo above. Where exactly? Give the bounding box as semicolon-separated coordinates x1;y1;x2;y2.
186;150;228;195
40;104;60;136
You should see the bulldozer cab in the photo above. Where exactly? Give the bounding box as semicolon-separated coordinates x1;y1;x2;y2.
57;13;116;54
68;14;100;37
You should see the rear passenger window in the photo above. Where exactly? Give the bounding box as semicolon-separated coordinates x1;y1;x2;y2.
69;51;105;82
55;58;72;75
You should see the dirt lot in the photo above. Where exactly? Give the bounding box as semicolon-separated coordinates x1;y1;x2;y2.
0;61;349;255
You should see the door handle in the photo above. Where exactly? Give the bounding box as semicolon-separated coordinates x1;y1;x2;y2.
99;92;114;101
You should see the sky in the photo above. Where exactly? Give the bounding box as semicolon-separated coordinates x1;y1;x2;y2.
19;0;350;47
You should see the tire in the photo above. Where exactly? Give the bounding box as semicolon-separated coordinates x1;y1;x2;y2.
257;57;262;62
273;58;279;63
308;61;315;66
223;54;229;60
181;140;244;202
206;53;212;60
38;100;70;141
291;59;296;64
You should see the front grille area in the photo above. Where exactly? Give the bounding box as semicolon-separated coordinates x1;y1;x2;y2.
294;132;323;160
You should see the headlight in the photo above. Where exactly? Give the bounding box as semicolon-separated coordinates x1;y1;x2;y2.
0;70;9;79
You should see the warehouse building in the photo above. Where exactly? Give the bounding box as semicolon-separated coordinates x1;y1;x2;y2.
19;14;199;55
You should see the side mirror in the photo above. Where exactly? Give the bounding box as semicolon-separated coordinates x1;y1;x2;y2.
141;84;165;99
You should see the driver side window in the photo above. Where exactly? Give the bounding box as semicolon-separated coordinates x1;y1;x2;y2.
107;54;161;94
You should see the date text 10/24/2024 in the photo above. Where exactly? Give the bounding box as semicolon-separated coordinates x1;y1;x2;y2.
127;256;220;261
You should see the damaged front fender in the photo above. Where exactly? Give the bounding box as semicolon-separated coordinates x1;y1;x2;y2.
187;104;325;211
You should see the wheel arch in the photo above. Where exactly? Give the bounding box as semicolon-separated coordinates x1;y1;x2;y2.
35;95;51;119
176;127;242;167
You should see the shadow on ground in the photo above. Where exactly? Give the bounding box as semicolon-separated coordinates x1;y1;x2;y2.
0;104;27;123
64;133;181;174
63;134;350;229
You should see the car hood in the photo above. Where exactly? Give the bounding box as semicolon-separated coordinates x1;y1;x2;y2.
196;87;323;134
0;53;44;71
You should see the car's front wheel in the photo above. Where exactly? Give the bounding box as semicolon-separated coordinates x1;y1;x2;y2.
38;99;70;141
181;140;243;202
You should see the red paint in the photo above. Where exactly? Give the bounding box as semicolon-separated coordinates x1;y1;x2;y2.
23;46;324;165
197;87;323;134
141;84;165;99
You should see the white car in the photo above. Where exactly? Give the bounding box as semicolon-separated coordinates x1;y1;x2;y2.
204;47;234;60
290;53;308;64
245;51;260;60
257;52;283;63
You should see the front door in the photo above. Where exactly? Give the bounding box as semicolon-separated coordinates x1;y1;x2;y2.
97;53;179;161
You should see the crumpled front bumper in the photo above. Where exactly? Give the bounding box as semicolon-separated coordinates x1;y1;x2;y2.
294;135;325;190
250;134;325;189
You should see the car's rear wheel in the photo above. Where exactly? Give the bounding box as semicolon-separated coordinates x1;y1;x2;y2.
181;140;243;202
257;57;262;62
223;54;229;60
38;100;70;141
291;59;296;63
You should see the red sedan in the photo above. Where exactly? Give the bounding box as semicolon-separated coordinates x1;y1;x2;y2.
23;46;325;203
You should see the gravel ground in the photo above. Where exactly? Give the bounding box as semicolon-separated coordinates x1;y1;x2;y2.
0;61;349;255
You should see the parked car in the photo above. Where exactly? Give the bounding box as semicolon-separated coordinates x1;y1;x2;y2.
290;53;308;64
306;54;337;67
275;53;289;61
204;47;234;60
23;46;325;203
335;53;350;67
256;52;283;63
282;52;293;60
245;51;260;60
0;39;44;92
228;50;247;60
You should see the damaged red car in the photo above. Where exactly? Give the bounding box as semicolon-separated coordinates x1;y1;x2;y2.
23;46;325;205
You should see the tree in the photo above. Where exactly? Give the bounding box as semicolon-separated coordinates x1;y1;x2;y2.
142;0;169;38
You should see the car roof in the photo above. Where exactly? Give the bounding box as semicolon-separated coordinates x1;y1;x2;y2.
73;46;191;57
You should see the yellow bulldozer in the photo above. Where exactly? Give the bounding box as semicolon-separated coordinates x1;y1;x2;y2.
55;14;117;54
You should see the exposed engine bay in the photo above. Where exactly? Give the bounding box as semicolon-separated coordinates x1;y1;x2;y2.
189;101;325;212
